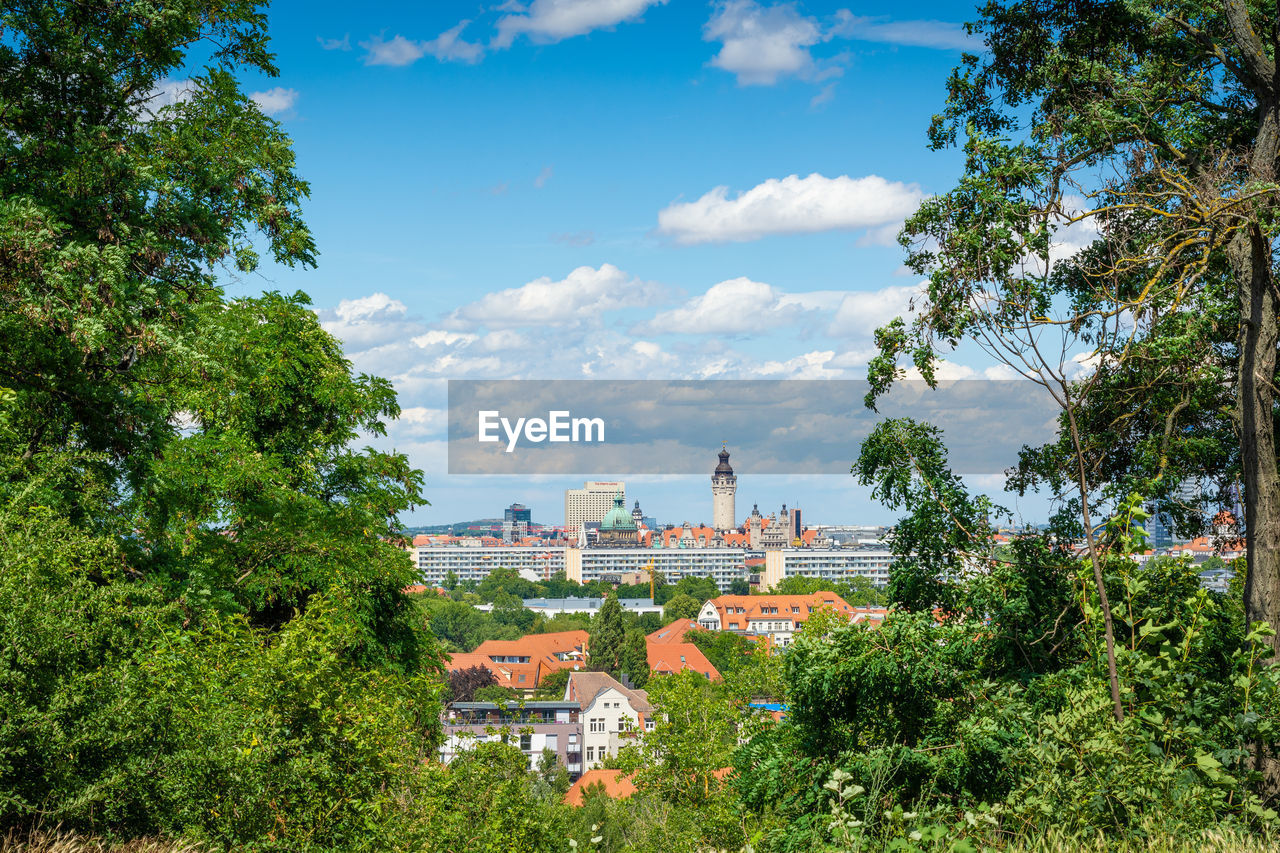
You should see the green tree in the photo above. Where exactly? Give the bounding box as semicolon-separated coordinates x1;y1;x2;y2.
621;629;650;688
663;593;702;623
727;578;751;596
590;594;626;675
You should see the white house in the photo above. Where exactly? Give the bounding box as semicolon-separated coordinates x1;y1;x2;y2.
564;671;653;770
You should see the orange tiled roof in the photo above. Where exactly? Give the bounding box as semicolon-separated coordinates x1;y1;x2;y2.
646;618;699;644
564;769;638;806
471;630;589;688
646;642;720;680
707;592;855;632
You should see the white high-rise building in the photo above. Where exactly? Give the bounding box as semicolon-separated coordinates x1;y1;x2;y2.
564;481;625;533
711;445;737;532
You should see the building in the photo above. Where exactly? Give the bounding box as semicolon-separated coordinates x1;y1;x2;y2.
441;701;584;776
711;445;737;532
414;543;565;585
564;769;638;806
461;630;589;690
596;493;642;547
645;642;719;679
505;503;532;525
518;597;663;618
565;481;626;534
695;592;857;647
565;671;653;770
758;546;895;590
565;546;749;591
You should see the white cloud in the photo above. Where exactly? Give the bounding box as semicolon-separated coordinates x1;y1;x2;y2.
446;264;665;329
638;277;796;335
250;87;298;116
396;406;448;435
360;24;484;66
319;293;425;352
750;349;841;378
832;12;981;51
809;81;837;109
139;78;196;119
360;34;426;66
424;20;485;63
495;0;668;47
704;0;823;85
827;282;926;337
318;34;351;51
657;173;923;244
412;330;479;349
535;165;554;188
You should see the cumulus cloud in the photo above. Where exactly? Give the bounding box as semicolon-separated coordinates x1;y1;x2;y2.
495;0;668;47
318;293;425;352
657;173;924;244
446;264;665;330
637;277;797;335
704;0;823;85
250;87;298;116
826;282;926;337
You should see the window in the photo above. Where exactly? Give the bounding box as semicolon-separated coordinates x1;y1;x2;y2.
590;718;605;733
520;733;532;751
586;746;594;762
545;734;558;750
518;674;526;683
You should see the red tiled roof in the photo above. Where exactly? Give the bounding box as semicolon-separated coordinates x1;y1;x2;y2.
646;618;699;644
646;642;720;680
564;770;637;806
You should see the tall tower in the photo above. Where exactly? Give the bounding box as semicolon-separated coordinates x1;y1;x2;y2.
711;444;737;533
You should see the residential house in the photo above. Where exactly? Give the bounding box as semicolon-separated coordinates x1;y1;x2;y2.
696;592;856;647
565;671;652;770
447;629;588;692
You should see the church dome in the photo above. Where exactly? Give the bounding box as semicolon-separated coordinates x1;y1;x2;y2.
600;493;636;531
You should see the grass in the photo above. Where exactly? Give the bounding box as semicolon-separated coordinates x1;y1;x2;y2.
0;830;206;853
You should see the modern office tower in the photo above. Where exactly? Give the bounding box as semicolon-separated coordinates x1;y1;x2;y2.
565;481;625;533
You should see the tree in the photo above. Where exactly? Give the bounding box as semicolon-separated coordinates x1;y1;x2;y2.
589;594;626;675
876;0;1280;701
620;629;650;688
663;594;702;623
448;664;497;703
727;578;751;596
534;667;571;699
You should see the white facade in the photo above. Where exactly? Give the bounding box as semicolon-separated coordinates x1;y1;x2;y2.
415;545;565;585
759;548;894;590
565;481;626;533
565;547;749;591
569;678;653;769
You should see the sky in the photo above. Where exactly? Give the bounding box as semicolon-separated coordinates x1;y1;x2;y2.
217;0;1063;529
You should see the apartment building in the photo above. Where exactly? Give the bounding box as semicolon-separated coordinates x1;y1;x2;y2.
758;547;894;591
564;546;749;591
440;700;585;777
565;671;653;770
449;630;589;691
414;544;565;585
565;481;626;533
695;592;857;647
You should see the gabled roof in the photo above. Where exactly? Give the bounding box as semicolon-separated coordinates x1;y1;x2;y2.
646;642;720;680
565;671;652;714
563;769;637;806
464;630;589;688
646;618;699;644
704;592;855;630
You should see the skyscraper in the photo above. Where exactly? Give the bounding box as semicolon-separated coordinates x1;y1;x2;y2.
711;445;737;532
564;481;626;533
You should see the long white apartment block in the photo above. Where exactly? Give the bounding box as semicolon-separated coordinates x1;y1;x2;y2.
415;545;566;585
414;543;896;591
564;547;749;591
760;548;894;590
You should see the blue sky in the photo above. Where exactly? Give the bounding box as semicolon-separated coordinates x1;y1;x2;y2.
219;0;1063;528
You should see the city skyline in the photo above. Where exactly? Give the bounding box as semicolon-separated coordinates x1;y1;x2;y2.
225;0;1060;526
